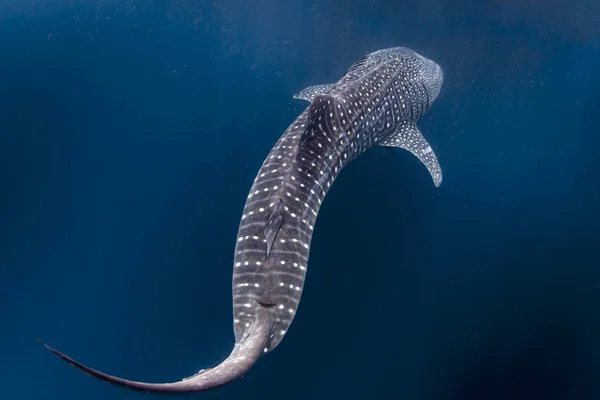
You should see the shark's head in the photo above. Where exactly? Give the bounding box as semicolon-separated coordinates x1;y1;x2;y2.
414;52;444;104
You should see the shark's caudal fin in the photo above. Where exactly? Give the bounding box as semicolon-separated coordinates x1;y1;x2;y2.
37;311;271;394
379;121;443;187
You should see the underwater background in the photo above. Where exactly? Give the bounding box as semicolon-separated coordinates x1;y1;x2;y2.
1;0;599;399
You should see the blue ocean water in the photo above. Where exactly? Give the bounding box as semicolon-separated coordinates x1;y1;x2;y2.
1;1;599;399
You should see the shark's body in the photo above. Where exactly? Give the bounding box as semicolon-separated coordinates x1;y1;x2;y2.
40;47;444;394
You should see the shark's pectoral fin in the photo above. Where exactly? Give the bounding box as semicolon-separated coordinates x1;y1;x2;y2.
293;84;333;103
379;122;443;187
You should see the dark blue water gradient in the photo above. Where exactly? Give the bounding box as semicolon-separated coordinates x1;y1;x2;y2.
1;1;599;399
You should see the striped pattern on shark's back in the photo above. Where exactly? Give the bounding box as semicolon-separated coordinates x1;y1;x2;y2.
232;110;317;350
233;96;354;351
39;46;446;394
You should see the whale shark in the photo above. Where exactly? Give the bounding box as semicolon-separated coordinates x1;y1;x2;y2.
39;46;444;394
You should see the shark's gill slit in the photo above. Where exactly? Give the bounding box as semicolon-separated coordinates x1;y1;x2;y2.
39;47;445;394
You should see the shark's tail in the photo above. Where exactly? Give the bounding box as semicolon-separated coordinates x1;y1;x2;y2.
37;311;272;394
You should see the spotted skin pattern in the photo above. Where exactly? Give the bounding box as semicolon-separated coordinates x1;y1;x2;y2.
38;47;444;394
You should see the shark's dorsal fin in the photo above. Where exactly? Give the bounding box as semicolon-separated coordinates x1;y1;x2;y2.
264;199;285;257
293;84;333;103
297;94;337;147
346;49;387;74
379;122;443;187
346;55;371;73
